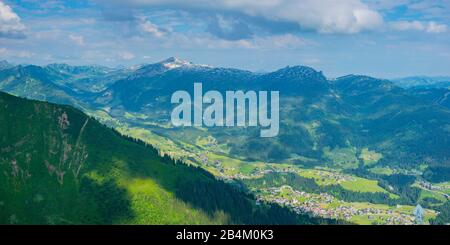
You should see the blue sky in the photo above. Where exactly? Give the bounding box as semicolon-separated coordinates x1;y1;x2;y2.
0;0;449;78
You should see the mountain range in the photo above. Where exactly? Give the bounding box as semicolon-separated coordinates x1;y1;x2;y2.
1;58;450;224
1;58;449;180
393;76;450;89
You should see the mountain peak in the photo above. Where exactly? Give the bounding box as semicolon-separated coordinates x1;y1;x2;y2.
265;65;326;82
335;74;387;83
157;57;213;70
158;57;193;69
334;74;399;93
160;56;183;63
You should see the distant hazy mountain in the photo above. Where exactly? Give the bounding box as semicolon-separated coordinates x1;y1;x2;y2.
0;64;87;108
393;76;450;89
1;58;449;181
45;63;134;93
408;87;450;110
0;62;138;110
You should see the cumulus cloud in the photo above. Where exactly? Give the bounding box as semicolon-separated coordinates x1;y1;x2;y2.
139;19;165;37
102;0;384;34
0;1;26;38
391;21;447;33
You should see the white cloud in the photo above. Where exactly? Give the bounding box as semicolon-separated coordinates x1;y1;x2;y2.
426;22;448;33
139;19;165;37
69;34;85;46
0;1;26;38
391;21;447;33
106;0;384;34
117;51;135;60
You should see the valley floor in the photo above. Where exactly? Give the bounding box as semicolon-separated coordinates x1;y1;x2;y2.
94;116;448;225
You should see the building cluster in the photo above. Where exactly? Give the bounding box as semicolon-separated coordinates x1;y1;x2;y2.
193;152;436;225
417;180;450;199
259;186;420;225
418;180;445;191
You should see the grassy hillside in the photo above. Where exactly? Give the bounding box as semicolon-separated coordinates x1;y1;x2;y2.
0;91;338;225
